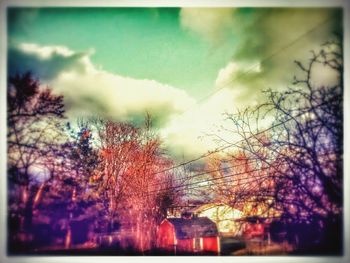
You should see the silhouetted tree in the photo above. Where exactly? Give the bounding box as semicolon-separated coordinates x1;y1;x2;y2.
209;40;343;253
7;72;65;251
35;121;101;248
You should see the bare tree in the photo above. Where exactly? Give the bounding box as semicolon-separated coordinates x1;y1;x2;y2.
7;72;65;250
91;115;180;252
208;40;343;252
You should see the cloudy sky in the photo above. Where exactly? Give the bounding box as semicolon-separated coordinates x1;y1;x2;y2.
8;7;342;159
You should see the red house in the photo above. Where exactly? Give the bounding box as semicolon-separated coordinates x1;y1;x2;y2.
157;213;220;255
240;216;269;241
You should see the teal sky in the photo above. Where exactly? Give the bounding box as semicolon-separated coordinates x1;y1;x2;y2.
7;7;342;158
8;8;237;97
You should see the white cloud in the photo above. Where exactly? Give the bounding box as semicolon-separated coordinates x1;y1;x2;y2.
310;63;340;88
180;7;341;110
52;69;195;123
160;88;241;158
180;8;235;43
19;43;76;59
12;43;195;126
215;61;262;89
9;42;95;80
14;43;241;159
11;39;339;161
215;62;239;88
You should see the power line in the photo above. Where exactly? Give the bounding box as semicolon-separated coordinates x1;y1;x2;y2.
124;168;270;199
194;15;335;106
66;15;337;195
115;98;336;201
145;149;336;196
150;131;337;189
149;156;272;187
180;175;272;195
122;146;337;201
150;99;331;182
149;166;271;195
148;15;336;178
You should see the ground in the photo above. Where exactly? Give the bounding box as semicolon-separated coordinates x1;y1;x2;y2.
15;236;297;256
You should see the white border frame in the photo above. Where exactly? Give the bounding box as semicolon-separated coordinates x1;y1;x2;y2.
0;1;349;263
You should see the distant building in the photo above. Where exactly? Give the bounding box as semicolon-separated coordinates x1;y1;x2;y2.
192;203;244;236
236;216;270;241
157;212;220;254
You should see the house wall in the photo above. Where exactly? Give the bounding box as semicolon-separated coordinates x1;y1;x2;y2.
157;219;219;254
203;236;219;253
177;237;219;254
177;239;193;252
157;220;176;251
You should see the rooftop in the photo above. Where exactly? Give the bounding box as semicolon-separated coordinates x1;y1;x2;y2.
166;216;218;239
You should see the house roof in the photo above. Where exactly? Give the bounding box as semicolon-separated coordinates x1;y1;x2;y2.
166;217;218;239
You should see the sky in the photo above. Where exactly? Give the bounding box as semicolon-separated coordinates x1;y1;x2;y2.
7;7;342;159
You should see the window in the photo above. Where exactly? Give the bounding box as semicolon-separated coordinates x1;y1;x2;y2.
193;238;203;251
